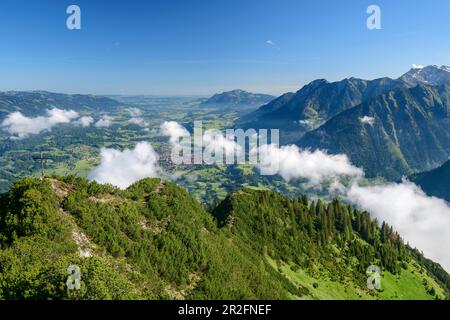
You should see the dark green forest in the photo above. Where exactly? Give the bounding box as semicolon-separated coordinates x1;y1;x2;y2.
0;176;448;300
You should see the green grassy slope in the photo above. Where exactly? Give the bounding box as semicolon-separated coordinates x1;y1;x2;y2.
0;177;448;300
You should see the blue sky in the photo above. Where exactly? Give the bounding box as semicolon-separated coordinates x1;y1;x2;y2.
0;0;449;95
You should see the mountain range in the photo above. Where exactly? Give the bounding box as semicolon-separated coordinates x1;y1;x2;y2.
237;77;409;143
200;89;274;109
399;65;450;87
0;91;123;117
237;65;450;179
0;176;448;299
299;84;450;179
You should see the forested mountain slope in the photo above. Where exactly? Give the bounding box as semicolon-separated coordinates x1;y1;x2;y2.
0;177;448;300
237;65;450;145
299;84;450;179
0;91;123;117
237;77;408;143
200;89;274;109
410;160;450;202
399;65;450;87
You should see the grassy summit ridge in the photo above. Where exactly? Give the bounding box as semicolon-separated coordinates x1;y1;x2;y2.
0;176;447;300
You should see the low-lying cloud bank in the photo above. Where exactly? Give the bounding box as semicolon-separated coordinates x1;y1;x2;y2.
126;108;148;127
88;142;160;189
347;181;450;272
1;108;79;139
160;121;190;144
257;144;363;186
126;107;142;117
202;129;244;163
74;116;95;127
129;117;148;127
0;108;119;138
160;122;244;164
257;143;450;271
95;115;114;128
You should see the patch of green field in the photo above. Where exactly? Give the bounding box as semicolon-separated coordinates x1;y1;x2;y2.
379;262;445;300
241;184;271;191
73;158;100;177
45;158;99;178
266;256;374;300
237;163;254;175
266;256;443;300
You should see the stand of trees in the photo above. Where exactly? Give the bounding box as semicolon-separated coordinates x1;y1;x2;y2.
0;177;448;299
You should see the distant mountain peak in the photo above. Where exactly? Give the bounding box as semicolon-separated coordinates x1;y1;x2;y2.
0;91;122;117
399;65;450;87
439;65;450;72
411;64;424;70
307;78;329;85
227;89;246;93
237;75;407;142
200;89;274;108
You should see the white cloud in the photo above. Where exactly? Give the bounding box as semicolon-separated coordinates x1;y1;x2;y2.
88;142;160;189
1;108;79;139
125;108;148;127
266;40;275;46
74;116;94;127
144;128;158;134
256;143;450;271
347;181;450;272
298;119;312;126
160;122;246;165
125;107;143;117
125;107;149;127
129;117;149;127
160;121;190;144
203;129;243;163
257;144;363;185
412;64;424;69
359;116;375;126
95;115;113;128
